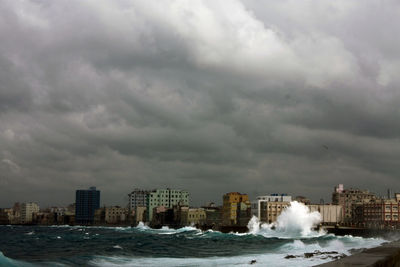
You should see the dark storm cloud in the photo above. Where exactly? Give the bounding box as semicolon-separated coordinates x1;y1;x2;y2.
1;0;400;207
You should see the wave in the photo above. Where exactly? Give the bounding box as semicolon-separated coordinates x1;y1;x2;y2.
88;234;386;267
0;251;34;267
247;201;325;239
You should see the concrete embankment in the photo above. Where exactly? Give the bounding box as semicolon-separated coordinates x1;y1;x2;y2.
316;240;400;267
324;226;400;239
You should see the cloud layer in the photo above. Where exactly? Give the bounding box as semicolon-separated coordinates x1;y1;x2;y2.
1;0;400;207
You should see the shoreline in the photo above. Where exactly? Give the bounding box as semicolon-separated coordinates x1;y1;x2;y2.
316;240;400;266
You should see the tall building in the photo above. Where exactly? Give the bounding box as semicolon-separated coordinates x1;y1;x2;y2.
128;189;150;211
75;186;100;225
332;184;377;223
222;192;251;226
146;189;189;221
20;202;40;224
256;194;292;223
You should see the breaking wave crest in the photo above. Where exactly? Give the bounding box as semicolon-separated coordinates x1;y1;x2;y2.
248;201;325;238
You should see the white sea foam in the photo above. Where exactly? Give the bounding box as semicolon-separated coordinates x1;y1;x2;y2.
248;201;324;238
136;221;150;230
89;235;386;267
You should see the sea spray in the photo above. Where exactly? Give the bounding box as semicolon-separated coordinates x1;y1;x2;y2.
248;201;323;238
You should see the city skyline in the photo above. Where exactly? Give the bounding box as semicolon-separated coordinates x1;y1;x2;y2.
2;1;400;207
1;183;396;210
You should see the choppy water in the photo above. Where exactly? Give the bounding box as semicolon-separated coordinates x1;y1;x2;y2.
0;223;387;267
0;203;388;266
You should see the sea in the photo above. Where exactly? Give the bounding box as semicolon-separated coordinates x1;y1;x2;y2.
0;202;388;267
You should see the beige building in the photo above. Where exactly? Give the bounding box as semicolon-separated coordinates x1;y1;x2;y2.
260;201;290;223
134;206;147;224
185;208;206;226
20;202;39;224
307;204;343;224
105;206;128;224
257;194;292;223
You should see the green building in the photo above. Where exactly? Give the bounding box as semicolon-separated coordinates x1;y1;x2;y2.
146;189;189;221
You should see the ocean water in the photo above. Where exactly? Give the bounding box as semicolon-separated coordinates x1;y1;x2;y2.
0;202;388;267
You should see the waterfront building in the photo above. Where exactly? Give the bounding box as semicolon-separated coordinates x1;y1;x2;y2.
222;192;251;226
94;208;105;225
185;208;206;226
251;201;258;217
75;186;100;225
146;188;189;221
134;206;147;224
307;204;343;225
20;202;40;224
12;202;21;222
128;189;150;211
0;208;14;224
332;184;378;223
257;194;292;223
202;203;222;228
105;206;128;224
354;195;400;228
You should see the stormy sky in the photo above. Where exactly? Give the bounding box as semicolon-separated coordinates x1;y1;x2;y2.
1;0;400;207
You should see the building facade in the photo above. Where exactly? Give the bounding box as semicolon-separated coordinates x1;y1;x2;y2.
20;202;40;224
75;186;100;225
105;206;128;224
354;196;400;228
146;189;189;221
0;208;14;224
222;192;251;226
257;194;292;223
332;184;377;223
185;208;206;226
134;206;147;224
128;189;150;211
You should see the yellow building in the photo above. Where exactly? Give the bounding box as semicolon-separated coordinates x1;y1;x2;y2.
222;192;251;226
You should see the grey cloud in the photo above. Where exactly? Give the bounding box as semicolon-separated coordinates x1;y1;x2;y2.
1;0;400;207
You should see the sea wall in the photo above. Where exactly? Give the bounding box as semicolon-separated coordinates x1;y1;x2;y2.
316;240;400;267
324;227;400;239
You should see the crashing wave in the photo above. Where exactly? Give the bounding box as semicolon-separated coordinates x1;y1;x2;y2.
248;201;324;238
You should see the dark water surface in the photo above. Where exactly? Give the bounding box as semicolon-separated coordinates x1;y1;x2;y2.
0;225;386;266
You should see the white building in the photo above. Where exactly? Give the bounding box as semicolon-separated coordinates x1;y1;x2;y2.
20;202;39;224
147;189;189;221
307;204;343;224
